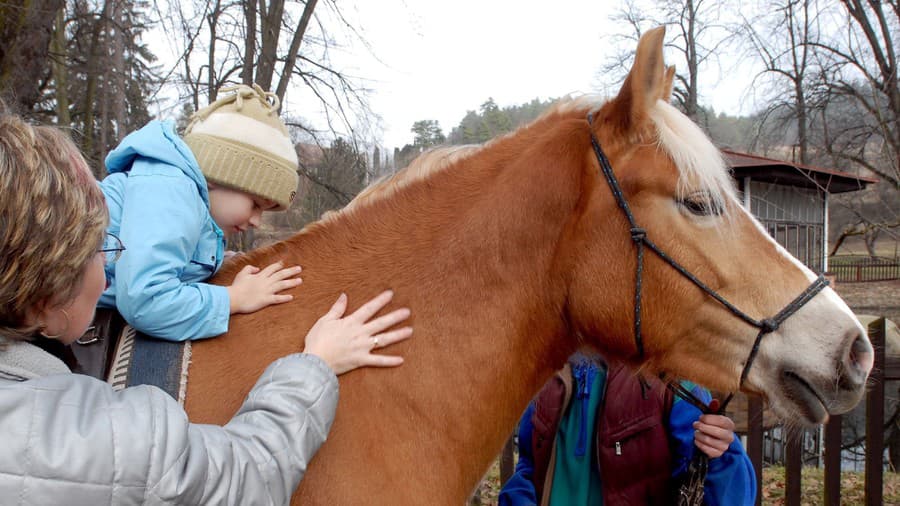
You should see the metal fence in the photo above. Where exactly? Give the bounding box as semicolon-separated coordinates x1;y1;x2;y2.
770;317;894;506
829;256;900;282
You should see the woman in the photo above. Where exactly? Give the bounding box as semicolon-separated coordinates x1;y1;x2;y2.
0;110;412;504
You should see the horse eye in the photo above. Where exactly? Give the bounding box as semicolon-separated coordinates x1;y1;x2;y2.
680;193;721;216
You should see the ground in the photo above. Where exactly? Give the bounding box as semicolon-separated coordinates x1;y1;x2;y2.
833;279;900;322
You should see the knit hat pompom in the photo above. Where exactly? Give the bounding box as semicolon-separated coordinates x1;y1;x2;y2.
183;84;299;210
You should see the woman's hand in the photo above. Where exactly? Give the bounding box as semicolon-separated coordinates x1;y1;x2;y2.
227;261;303;314
693;413;736;459
303;290;412;375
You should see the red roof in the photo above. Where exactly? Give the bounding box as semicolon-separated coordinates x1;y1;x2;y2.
722;149;877;194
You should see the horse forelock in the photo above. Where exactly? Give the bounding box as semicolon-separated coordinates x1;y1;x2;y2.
649;101;737;219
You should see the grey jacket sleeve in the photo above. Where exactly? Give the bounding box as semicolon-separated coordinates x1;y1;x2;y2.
0;353;338;506
145;353;338;505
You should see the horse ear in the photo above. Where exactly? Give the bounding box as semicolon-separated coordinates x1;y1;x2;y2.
660;65;676;103
611;26;667;127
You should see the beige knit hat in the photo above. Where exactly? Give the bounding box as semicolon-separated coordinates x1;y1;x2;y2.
183;84;299;210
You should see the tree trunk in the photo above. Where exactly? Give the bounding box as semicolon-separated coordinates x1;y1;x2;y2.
241;0;256;85
111;0;127;142
82;0;111;172
256;0;286;91
50;5;70;126
207;0;221;102
274;0;317;102
0;0;66;113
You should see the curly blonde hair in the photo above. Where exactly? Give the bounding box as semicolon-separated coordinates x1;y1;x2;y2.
0;111;108;341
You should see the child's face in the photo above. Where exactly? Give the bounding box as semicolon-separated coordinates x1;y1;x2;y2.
208;185;276;237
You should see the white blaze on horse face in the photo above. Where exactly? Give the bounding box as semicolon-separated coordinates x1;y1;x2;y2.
737;205;872;420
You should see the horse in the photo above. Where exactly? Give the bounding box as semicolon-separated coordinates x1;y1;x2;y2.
184;27;872;504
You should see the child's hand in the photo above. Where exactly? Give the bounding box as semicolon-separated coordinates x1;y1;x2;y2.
693;413;736;459
303;290;412;375
227;261;303;314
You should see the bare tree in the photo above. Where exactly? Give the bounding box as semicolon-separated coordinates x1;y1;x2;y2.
743;0;821;164
158;0;375;143
815;0;900;189
599;0;735;122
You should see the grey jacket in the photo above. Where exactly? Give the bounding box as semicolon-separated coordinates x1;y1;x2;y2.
0;339;338;505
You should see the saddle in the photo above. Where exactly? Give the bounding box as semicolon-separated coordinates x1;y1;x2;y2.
70;308;123;381
72;309;191;402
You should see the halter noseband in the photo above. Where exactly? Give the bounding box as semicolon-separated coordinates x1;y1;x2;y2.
586;113;829;412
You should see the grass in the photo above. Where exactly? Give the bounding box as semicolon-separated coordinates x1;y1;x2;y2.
760;466;900;505
468;460;900;505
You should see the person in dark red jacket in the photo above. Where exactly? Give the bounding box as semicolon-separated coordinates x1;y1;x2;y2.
499;353;756;506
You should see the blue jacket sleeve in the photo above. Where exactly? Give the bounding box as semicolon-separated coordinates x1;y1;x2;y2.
499;403;539;506
668;384;757;506
114;166;230;341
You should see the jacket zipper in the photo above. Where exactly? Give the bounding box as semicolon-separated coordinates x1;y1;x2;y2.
575;364;595;457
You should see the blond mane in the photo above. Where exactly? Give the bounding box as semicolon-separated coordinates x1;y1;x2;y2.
329;95;735;222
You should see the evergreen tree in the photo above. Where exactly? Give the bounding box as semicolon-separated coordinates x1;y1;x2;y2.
411;120;446;148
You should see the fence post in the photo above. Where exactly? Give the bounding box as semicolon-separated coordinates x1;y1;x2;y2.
500;435;515;486
748;396;764;506
824;415;842;506
865;317;886;506
785;433;803;505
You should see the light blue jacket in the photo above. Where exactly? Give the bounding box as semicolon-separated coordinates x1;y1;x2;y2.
98;120;230;341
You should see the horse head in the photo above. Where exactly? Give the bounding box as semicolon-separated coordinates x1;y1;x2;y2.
564;27;872;425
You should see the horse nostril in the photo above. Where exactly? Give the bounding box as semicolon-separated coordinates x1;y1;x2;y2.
847;333;874;379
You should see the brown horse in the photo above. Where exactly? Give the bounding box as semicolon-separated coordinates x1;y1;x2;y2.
185;27;872;504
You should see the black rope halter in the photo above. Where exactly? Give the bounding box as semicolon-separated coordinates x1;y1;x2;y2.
586;113;830;413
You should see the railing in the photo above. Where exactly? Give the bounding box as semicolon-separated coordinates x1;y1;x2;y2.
776;317;893;506
829;256;900;282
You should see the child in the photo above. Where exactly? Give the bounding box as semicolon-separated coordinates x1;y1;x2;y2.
98;85;303;341
0;107;411;504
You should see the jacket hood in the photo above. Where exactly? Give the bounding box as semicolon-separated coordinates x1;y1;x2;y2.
105;120;210;203
0;339;70;380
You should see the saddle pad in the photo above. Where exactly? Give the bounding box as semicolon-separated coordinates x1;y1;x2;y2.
108;325;192;405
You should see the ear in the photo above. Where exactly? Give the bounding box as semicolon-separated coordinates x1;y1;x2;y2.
611;26;668;125
660;65;676;103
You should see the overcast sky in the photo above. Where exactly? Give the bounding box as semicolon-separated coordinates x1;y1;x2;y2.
152;0;759;149
320;0;760;149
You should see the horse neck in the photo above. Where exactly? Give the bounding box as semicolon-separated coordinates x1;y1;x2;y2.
291;121;587;484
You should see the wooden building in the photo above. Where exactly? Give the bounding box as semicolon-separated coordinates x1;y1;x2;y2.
725;149;878;273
